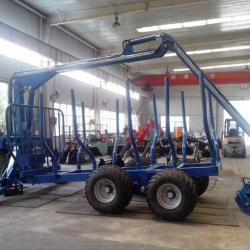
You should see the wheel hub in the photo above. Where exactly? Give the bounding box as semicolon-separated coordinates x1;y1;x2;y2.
167;190;176;199
157;183;182;209
94;178;116;203
104;184;113;194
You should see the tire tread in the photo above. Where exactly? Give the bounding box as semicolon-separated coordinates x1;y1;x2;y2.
147;169;197;221
85;165;133;214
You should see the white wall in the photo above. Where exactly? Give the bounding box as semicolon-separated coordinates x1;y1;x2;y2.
0;0;94;59
0;0;125;79
0;0;144;128
0;0;39;38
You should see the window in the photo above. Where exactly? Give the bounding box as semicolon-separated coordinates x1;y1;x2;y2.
100;110;125;133
84;107;95;132
61;71;103;88
0;82;8;131
101;81;140;100
0;36;140;100
132;114;139;131
54;102;94;136
0;37;54;68
160;115;190;132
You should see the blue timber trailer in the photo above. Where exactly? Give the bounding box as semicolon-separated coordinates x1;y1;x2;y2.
0;33;249;220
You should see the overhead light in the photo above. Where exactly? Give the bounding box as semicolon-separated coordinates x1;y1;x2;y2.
173;68;189;72
207;17;231;24
164;52;176;57
230;45;250;50
173;62;250;72
215;64;229;68
183;20;206;27
194;49;212;54
201;66;215;70
137;26;159;32
164;45;250;57
159;23;183;30
227;63;250;67
137;14;250;32
211;47;232;52
232;15;250;22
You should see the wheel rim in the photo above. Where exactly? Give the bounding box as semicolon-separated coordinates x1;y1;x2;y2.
94;178;116;203
156;183;182;209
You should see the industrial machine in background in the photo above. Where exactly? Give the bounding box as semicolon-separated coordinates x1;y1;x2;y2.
222;119;246;158
0;33;249;219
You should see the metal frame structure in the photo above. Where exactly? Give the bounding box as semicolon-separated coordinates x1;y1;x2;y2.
180;91;187;163
0;32;248;215
112;99;120;166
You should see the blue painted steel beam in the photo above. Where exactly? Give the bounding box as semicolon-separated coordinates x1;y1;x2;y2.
208;92;220;162
70;89;79;141
180;91;187;163
112;99;120;165
38;93;57;173
70;89;96;169
164;77;177;166
150;94;159;165
125;80;141;168
81;102;86;143
198;72;216;164
25;171;93;183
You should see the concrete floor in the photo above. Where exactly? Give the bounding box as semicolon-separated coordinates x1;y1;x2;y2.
0;150;250;250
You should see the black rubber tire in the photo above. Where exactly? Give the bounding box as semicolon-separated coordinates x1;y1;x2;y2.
192;176;209;196
85;165;133;214
147;169;197;221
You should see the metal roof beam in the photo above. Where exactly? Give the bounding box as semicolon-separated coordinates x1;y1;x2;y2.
49;0;209;26
12;0;100;52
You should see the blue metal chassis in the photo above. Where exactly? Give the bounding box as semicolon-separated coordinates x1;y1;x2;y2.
0;32;231;194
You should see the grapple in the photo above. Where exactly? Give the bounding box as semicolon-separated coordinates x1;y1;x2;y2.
236;177;250;215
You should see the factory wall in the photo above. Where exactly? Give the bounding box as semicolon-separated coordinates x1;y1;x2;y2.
0;0;126;79
0;0;143;128
0;0;94;59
